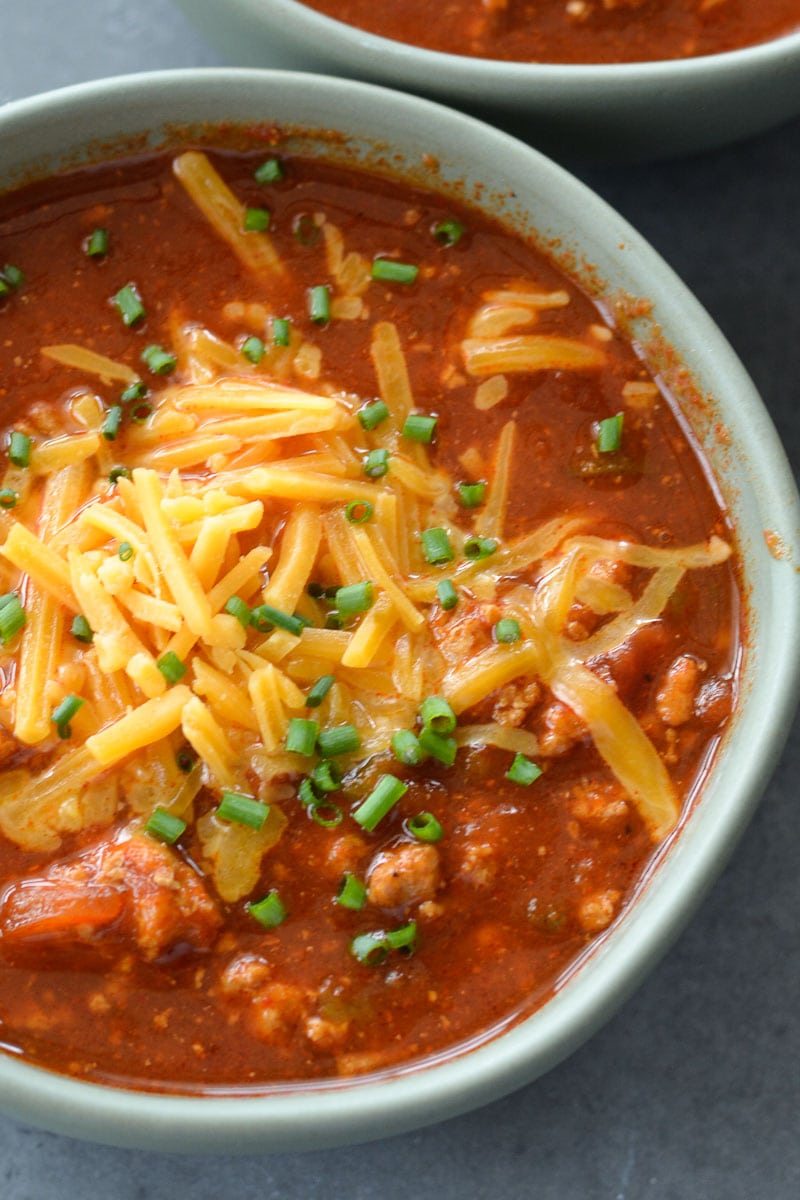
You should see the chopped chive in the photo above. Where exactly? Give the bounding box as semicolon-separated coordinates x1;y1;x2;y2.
420;527;454;566
51;694;84;738
324;610;343;630
103;405;122;441
386;921;417;952
298;777;318;807
506;753;543;786
224;595;252;628
70;614;93;643
433;218;465;246
436;579;458;611
292;611;314;631
310;801;343;828
317;723;361;758
494;617;522;644
0;593;25;644
1;263;24;291
255;158;284;184
156;651;186;685
371;258;419;285
352;773;408;832
408;812;444;843
335;581;374;617
120;380;147;403
217;790;269;831
241;335;265;364
402;413;437;444
358;399;389;431
391;729;424;766
176;749;195;773
456;480;486;508
306;674;335;708
463;535;498;561
336;873;367;911
118;541;134;562
130;401;153;423
306;582;326;599
293;214;320;245
244;206;270;232
310;760;342;793
9;431;31;468
141;344;177;375
309;284;330;324
350;931;391;966
248;890;286;929
597;412;624;453
0;489;18;509
418;726;457;766
249;603;305;636
419;695;456;734
113;283;145;326
84;228;109;258
272;317;291;347
145;807;186;845
363;447;389;478
345;500;374;525
286;717;320;757
109;466;130;484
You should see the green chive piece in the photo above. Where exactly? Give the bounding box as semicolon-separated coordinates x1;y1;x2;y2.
463;535;498;561
241;335;265;364
310;759;342;794
113;283;145;326
494;617;522;644
248;890;286;929
456;481;487;508
298;777;318;807
118;541;134;562
224;595;252;628
436;579;458;611
85;228;109;258
310;801;343;828
293;214;320;245
317;723;361;758
141;344;177;376
506;753;543;786
217;790;269;831
109;466;131;485
418;726;457;766
324;610;343;630
419;695;456;734
176;749;196;773
421;527;454;566
345;500;374;525
0;593;25;644
130;401;153;424
102;405;123;441
9;431;31;468
145;807;187;845
363;448;390;478
244;206;270;232
402;413;437;444
309;285;331;324
386;921;417;952
156;651;186;685
51;694;84;737
408;812;444;843
351;932;391;966
0;489;18;509
306;674;335;708
336;873;367;911
353;773;408;832
272;317;291;347
358;400;389;431
120;380;148;403
249;603;305;636
371;259;419;285
391;729;424;766
286;717;320;757
433;218;465;246
597;412;624;453
71;614;93;644
335;581;374;617
1;264;24;291
255;158;285;184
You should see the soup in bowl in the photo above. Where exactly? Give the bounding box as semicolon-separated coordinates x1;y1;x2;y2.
0;68;797;1151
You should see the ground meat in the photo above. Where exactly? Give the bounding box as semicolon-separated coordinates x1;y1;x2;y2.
458;842;497;889
656;654;707;726
249;982;310;1043
538;701;587;757
492;679;542;727
326;833;369;879
219;953;272;997
576;888;621;933
571;783;629;828
305;1014;350;1050
367;842;440;909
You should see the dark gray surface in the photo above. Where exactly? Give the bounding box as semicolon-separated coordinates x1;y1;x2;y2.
1;2;798;1196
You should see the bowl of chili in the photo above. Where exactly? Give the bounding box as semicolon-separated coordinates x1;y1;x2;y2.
175;0;800;160
0;68;797;1152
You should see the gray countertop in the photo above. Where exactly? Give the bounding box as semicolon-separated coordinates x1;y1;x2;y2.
1;2;798;1196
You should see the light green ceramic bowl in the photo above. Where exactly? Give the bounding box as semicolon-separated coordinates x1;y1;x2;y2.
175;0;800;160
0;69;798;1153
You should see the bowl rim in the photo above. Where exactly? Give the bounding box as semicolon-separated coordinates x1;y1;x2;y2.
0;67;798;1153
197;0;800;83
